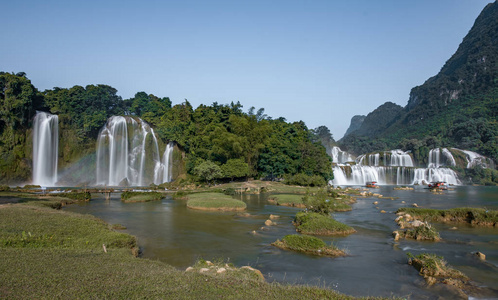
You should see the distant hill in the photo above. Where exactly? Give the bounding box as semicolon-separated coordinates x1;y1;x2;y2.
343;102;403;138
343;115;365;137
341;1;498;163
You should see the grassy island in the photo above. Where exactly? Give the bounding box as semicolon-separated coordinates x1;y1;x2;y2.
121;191;163;203
268;194;305;208
272;234;346;257
396;207;498;227
186;192;247;211
294;212;356;236
0;197;358;299
408;253;469;287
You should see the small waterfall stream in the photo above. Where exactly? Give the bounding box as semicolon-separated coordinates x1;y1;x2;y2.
162;142;174;183
32;111;59;186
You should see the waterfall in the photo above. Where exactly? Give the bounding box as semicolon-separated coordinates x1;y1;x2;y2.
162;142;174;183
411;168;460;185
331;146;354;164
331;148;460;186
96;116;162;186
32;112;59;186
452;148;495;169
428;148;456;168
386;149;413;167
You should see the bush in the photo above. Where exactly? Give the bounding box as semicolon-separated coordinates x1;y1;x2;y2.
284;173;327;187
0;185;10;192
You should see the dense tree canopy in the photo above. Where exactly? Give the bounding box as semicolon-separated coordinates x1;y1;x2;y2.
0;72;333;185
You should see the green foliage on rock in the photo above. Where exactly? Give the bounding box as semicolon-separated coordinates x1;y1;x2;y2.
302;189;352;214
397;207;498;226
272;234;346;257
294;212;355;236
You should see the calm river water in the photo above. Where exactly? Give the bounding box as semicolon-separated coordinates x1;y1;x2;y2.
64;186;498;299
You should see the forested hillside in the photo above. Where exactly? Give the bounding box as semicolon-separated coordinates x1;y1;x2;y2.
0;72;331;185
341;1;498;163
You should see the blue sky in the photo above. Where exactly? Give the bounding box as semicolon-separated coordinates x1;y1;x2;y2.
2;0;492;139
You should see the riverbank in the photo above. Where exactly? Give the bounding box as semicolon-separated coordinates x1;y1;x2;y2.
0;198;366;299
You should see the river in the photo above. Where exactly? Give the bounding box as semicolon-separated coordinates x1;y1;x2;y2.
64;185;498;299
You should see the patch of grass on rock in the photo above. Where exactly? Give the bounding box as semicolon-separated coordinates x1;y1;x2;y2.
397;207;498;227
294;212;355;236
268;194;305;208
187;192;246;211
272;234;346;257
408;253;469;287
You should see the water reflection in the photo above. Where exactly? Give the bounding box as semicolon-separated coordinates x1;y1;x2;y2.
64;186;498;299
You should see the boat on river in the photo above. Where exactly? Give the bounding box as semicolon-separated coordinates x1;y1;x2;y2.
428;181;448;190
366;181;379;188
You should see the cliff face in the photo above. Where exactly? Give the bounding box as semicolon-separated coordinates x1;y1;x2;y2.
343;115;365;138
344;102;403;138
402;1;498;126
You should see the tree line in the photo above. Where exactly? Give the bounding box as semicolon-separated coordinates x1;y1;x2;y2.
0;72;332;185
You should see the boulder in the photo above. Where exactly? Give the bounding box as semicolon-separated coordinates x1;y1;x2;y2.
216;267;226;274
264;219;273;226
393;231;400;241
411;220;425;227
269;214;280;220
185;267;194;272
199;268;210;273
475;251;486;260
241;266;265;281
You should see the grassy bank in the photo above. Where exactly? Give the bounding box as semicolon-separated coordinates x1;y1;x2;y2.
268;194;305;208
0;198;365;299
272;234;346;257
186;192;247;211
396;207;498;227
294;212;356;236
121;191;164;203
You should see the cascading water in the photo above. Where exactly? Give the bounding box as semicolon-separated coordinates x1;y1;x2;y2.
452;148;495;169
386;149;414;167
428;148;456;168
32;112;59;186
331;147;460;186
96;116;163;186
162;142;174;183
331;146;354;164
